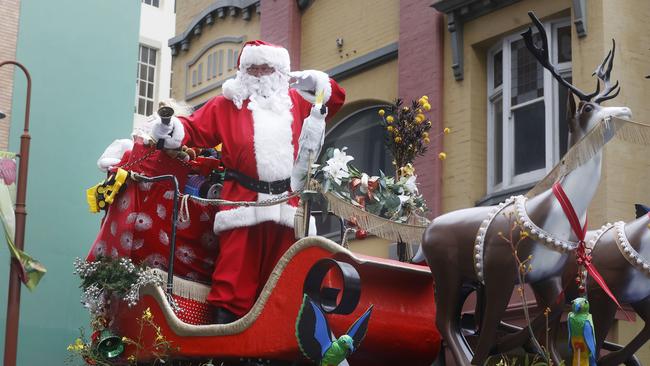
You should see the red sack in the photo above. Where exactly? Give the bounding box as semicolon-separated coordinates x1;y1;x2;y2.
86;139;219;284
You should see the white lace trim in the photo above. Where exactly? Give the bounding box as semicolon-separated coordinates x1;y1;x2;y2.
613;221;650;276
473;195;582;283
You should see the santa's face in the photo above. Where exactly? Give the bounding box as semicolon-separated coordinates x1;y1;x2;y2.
240;65;287;98
246;63;275;77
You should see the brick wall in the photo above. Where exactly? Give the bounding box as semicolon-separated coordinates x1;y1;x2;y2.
398;1;444;218
300;0;398;71
260;0;301;70
0;0;21;150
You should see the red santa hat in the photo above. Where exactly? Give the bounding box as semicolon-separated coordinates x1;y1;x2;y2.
237;40;290;73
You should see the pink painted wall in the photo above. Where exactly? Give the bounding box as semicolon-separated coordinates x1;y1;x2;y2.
398;1;444;218
260;0;302;70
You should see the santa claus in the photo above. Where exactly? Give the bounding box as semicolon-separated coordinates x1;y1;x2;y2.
152;40;346;323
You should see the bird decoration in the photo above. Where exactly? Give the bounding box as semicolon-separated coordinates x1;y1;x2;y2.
295;294;373;366
568;297;597;366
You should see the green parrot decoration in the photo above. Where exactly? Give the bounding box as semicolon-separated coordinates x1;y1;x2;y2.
568;297;597;366
295;294;373;366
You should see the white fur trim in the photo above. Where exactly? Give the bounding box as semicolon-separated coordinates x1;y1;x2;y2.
251;107;294;181
294;70;332;104
222;77;246;109
97;139;134;172
213;202;316;235
239;44;290;73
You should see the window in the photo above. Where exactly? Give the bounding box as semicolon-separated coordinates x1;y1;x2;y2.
315;106;393;240
487;19;572;193
136;44;158;116
142;0;160;7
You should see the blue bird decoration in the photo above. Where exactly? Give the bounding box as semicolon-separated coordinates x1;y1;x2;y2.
295;294;373;366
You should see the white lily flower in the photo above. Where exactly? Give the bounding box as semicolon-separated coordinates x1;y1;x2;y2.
404;175;418;194
322;148;354;185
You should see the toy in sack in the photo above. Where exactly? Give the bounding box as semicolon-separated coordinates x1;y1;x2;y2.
86;168;129;213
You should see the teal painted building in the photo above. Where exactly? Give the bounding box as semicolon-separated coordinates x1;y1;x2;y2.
0;0;140;363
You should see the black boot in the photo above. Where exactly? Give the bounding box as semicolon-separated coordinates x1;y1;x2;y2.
212;307;239;324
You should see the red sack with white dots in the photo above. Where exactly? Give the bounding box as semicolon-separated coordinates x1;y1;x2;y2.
86;139;219;285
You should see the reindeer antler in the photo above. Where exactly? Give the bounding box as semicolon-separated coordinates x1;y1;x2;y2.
521;12;598;101
592;40;620;103
522;12;623;104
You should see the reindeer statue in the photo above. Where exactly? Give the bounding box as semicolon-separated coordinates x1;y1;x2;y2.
495;204;650;366
421;12;631;366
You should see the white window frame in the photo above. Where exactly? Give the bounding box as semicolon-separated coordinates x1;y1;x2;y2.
142;0;160;8
487;18;572;194
135;44;159;116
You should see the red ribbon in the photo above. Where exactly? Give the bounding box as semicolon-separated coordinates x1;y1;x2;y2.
552;183;629;318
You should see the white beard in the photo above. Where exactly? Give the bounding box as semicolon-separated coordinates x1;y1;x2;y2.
224;70;293;114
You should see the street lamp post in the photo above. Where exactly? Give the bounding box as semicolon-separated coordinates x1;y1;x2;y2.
1;60;33;366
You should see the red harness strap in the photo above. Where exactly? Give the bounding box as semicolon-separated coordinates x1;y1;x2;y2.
552;183;627;315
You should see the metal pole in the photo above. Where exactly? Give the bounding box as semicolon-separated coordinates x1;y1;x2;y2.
1;60;32;366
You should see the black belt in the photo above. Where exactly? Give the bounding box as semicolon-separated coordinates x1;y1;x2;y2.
224;170;290;195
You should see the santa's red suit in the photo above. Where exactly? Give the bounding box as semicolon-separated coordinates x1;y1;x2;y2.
176;41;345;317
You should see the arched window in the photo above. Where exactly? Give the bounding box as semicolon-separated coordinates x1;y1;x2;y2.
315;105;393;240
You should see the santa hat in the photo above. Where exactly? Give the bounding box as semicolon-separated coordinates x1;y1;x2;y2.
237;40;290;73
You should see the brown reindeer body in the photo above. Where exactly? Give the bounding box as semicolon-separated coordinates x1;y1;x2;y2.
422;12;631;366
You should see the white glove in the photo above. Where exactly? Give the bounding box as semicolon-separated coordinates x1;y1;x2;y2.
290;105;327;192
151;115;185;149
97;139;134;172
289;70;319;92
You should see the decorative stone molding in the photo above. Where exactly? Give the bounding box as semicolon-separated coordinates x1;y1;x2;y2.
432;0;588;80
184;36;245;100
572;0;587;37
169;0;259;54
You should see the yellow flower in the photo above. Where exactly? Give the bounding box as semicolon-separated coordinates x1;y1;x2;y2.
438;152;446;160
386;116;394;124
423;103;431;111
155;334;165;343
426;121;432;127
422;132;429;139
387;126;394;133
143;307;153;321
521;231;529;238
400;163;415;176
444;127;451;134
67;338;86;352
394;136;402;143
402;106;409;112
421;95;429;101
424;137;430;144
128;355;137;362
378;109;385;117
415;115;423;124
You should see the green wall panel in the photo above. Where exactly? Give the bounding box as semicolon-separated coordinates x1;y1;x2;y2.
0;0;141;363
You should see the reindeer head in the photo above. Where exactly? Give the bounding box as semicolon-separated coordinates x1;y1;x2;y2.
522;12;632;143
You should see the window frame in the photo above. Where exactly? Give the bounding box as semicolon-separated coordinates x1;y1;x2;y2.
486;18;572;194
135;44;159;116
142;0;160;8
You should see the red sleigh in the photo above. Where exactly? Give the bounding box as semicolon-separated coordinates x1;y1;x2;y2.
87;139;441;365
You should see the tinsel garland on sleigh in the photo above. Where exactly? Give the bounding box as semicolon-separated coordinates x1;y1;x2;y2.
295;183;429;244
